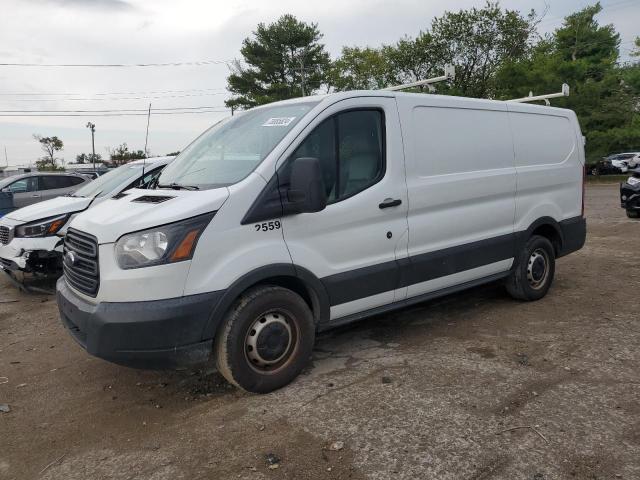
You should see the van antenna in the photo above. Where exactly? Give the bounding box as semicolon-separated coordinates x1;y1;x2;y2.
508;84;570;106
383;64;455;92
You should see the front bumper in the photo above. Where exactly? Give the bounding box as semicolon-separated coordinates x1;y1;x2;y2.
0;235;63;272
56;277;224;369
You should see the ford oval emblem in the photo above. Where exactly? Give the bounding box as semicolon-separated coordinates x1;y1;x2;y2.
64;251;76;267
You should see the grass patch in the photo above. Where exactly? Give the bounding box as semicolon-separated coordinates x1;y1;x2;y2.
586;175;628;184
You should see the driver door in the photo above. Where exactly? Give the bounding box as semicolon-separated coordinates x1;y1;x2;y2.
278;97;409;321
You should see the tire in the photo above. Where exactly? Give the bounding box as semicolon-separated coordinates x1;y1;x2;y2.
591;167;599;176
505;235;556;301
626;209;639;219
214;285;315;393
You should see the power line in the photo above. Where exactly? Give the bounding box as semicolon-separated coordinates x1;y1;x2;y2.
0;109;228;117
0;87;227;96
1;92;230;102
0;105;226;113
0;59;230;68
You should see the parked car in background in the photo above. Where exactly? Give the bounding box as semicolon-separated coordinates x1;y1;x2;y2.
590;153;640;175
0;172;91;216
0;157;173;279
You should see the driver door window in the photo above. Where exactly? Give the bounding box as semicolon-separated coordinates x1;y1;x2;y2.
289;109;384;203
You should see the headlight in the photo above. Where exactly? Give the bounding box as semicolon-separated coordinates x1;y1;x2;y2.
14;214;69;238
115;212;215;269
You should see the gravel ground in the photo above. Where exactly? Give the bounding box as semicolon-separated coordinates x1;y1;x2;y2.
0;183;638;480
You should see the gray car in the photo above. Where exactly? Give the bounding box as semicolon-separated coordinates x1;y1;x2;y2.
0;172;91;216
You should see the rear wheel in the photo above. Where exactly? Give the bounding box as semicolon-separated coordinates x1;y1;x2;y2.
626;209;639;219
506;235;555;301
591;167;599;176
214;285;315;393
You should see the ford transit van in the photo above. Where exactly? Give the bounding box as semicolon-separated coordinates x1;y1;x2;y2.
56;91;586;393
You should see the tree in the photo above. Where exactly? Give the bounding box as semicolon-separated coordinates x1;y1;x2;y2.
33;134;64;171
428;2;537;97
330;3;536;97
226;14;331;109
495;3;639;161
108;143;146;166
75;153;102;164
329;46;391;91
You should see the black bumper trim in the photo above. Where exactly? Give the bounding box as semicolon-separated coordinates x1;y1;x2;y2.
558;216;586;257
57;277;223;369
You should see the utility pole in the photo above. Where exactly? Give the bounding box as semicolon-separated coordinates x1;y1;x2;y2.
299;57;306;97
143;103;151;175
4;146;8;167
86;122;96;170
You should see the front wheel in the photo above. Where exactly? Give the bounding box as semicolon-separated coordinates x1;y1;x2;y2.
506;235;556;301
214;285;315;393
626;209;639;219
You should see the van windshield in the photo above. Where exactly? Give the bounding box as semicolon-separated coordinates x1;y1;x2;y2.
157;101;319;190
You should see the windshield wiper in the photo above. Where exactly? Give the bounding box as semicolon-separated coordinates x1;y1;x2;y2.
157;182;200;191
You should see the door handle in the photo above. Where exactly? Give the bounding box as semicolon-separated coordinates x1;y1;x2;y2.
379;198;402;209
31;194;40;198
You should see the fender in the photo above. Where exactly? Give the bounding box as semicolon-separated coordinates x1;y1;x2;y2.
515;215;585;258
518;216;564;249
200;263;330;340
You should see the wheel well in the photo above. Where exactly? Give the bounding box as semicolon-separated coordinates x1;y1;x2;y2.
531;224;561;256
245;276;320;323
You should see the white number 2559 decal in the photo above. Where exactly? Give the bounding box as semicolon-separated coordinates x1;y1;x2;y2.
254;221;281;232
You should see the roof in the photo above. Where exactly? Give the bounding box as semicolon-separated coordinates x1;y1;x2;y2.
260;90;575;116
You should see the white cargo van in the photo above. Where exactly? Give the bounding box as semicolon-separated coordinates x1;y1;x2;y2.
56;91;586;393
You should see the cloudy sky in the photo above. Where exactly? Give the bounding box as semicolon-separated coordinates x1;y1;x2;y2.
0;0;638;166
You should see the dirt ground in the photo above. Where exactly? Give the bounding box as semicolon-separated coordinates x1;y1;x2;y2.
1;183;639;480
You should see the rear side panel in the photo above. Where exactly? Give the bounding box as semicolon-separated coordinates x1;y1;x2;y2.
507;104;584;233
396;95;517;300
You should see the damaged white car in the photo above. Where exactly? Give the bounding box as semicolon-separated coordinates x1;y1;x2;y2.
0;157;173;284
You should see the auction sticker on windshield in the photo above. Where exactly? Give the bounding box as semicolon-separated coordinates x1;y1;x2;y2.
262;117;296;127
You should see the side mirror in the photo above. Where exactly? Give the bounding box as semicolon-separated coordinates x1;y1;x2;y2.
287;157;327;214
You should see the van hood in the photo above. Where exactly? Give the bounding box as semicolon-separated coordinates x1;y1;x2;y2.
69;187;230;243
6;196;92;223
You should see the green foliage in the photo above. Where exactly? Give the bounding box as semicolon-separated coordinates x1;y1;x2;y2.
165;151;181;157
33;134;64;170
226;14;331;109
35;159;64;171
232;4;639;159
331;2;536;97
495;3;639;161
428;2;536;97
329;46;390;91
75;153;103;164
108;143;146;165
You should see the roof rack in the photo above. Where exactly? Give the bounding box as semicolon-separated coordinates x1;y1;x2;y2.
383;64;455;92
508;83;570;106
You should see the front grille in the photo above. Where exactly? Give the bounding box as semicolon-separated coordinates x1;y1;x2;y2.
63;228;99;297
0;226;10;245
